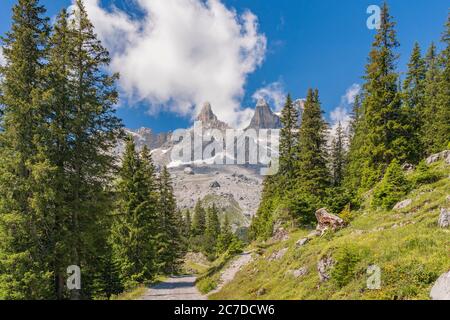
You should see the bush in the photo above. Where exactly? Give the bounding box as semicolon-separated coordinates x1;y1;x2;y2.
331;245;361;288
410;161;440;187
285;190;320;226
372;160;411;210
339;204;355;224
325;187;354;215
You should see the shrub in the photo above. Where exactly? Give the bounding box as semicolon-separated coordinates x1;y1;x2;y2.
339;204;355;224
285;190;320;226
410;161;440;187
372;160;411;210
331;245;361;288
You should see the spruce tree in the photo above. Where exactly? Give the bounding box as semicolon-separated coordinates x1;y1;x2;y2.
403;42;426;161
62;0;122;298
344;94;367;194
217;215;233;254
421;43;441;155
204;205;221;255
192;200;206;236
279;94;299;180
360;3;409;185
157;166;182;274
435;13;450;150
184;210;192;238
111;136;147;288
295;89;330;197
0;0;52;299
331;122;346;187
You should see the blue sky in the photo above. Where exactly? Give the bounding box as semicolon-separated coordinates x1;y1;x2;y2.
0;0;448;132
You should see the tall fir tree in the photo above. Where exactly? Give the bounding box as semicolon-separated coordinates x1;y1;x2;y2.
204;205;221;255
359;3;410;186
422;43;443;155
435;13;450;150
192;200;206;236
279;94;299;181
111;137;159;289
217;215;233;254
403;42;426;161
331;122;346;187
157;166;182;274
0;0;52;299
62;0;122;298
295;89;330;197
184;210;192;239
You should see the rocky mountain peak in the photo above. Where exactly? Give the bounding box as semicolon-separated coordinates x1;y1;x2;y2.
196;102;230;130
196;102;217;123
247;99;282;129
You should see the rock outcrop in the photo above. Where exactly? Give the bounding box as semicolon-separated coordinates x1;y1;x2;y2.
272;227;289;242
287;267;308;278
268;248;288;261
430;271;450;300
426;150;450;165
438;208;450;228
317;256;335;283
296;238;309;248
393;199;412;210
246;99;282;129
209;181;221;189
315;208;346;233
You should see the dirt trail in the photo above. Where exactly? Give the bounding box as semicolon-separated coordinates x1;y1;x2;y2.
209;252;253;295
140;275;206;300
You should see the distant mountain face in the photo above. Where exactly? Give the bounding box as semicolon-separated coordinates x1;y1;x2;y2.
124;127;171;150
119;99;297;221
246;99;282;130
196;102;230;130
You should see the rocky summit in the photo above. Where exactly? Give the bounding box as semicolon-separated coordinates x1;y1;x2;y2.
196;102;230;130
246;99;282;129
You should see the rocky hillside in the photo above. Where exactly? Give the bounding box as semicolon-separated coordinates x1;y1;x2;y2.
198;157;450;300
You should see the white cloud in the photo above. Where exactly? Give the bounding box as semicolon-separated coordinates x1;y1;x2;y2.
252;81;286;111
344;83;361;105
78;0;267;127
329;83;361;139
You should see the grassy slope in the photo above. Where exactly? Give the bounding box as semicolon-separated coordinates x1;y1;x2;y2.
208;162;450;300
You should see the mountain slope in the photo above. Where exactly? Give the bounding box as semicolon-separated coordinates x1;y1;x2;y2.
202;161;450;300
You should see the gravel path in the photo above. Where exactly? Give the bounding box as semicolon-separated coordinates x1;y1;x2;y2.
140;276;206;300
209;252;253;295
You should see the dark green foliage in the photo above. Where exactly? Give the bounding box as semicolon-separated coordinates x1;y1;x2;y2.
295;89;330;197
203;205;221;257
192;200;207;236
284;190;320;227
356;4;411;188
279;94;299;181
111;137;158;288
331;122;347;186
217;215;233;254
249;176;280;240
0;0;52;299
409;161;440;187
157;166;184;274
331;246;361;288
402;42;426;161
372;160;410;210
